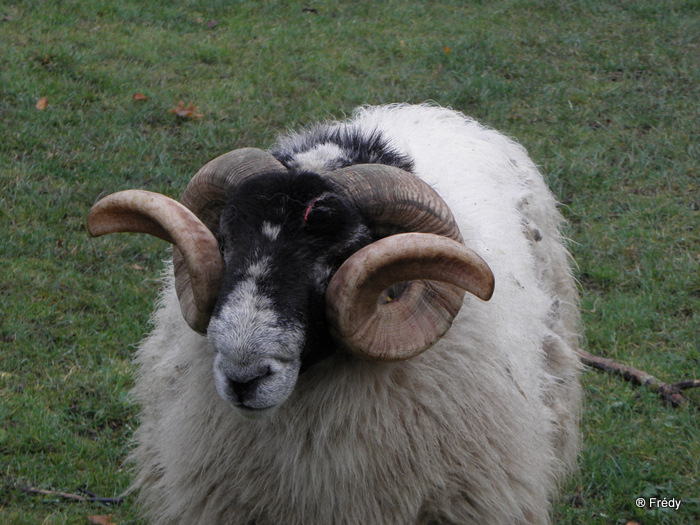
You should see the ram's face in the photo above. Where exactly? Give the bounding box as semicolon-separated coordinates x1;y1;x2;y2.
206;172;371;415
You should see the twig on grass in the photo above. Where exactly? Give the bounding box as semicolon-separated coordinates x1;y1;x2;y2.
19;485;124;505
578;348;700;407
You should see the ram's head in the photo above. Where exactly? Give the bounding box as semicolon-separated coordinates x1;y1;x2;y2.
88;149;494;414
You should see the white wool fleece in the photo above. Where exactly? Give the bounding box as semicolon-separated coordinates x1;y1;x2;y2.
128;104;581;525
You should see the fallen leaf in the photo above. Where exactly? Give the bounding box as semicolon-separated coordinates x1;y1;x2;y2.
443;46;451;54
127;263;144;271
36;96;48;110
132;93;148;101
169;100;204;119
87;516;116;525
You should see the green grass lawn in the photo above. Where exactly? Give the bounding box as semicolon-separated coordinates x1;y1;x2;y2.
1;1;697;523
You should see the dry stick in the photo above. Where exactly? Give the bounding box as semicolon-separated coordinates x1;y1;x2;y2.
19;485;124;505
675;379;700;391
578;348;700;407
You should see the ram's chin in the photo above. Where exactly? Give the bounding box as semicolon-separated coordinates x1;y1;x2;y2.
231;403;280;419
216;384;295;418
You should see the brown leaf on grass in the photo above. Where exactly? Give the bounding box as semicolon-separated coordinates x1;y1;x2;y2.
169;100;204;119
132;93;148;101
36;96;48;110
128;263;144;271
442;46;452;54
87;516;116;525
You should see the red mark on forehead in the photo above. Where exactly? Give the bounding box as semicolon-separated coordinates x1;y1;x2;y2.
303;198;320;222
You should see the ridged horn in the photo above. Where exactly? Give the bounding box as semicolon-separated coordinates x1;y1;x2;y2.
323;164;495;361
87;190;222;334
327;233;494;361
325;164;464;241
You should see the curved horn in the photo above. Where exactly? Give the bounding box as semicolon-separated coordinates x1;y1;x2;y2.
324;164;463;241
87;190;222;334
327;233;494;361
323;164;494;361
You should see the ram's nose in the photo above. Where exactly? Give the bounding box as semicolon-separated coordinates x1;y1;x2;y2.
224;365;274;399
213;355;300;415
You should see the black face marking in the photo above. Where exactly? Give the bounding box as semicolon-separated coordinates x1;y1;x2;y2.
213;171;372;371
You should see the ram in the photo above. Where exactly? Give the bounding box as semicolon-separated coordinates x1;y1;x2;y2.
88;104;581;524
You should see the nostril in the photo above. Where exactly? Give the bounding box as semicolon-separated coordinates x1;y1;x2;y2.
226;366;272;398
226;377;247;398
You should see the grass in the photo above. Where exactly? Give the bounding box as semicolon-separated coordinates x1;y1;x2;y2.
1;0;697;523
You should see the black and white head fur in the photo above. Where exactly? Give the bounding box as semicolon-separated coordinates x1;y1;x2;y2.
206;126;412;415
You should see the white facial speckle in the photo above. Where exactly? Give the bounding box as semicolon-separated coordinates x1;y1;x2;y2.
261;222;281;241
311;262;333;293
245;256;271;280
